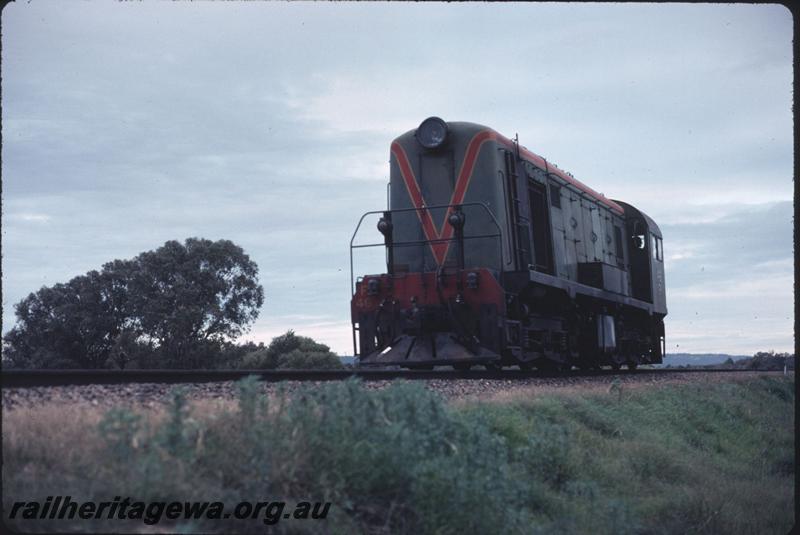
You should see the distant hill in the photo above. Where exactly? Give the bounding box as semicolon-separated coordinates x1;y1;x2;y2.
660;352;794;371
658;353;749;367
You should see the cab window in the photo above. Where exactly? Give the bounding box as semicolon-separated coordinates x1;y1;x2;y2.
548;181;561;208
651;234;663;262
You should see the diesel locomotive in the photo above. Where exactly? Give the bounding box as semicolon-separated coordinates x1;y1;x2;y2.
350;117;666;370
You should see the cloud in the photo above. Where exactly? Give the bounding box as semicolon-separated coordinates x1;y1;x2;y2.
661;201;793;353
7;213;51;223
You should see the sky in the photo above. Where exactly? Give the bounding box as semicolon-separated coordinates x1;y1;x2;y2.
1;2;794;356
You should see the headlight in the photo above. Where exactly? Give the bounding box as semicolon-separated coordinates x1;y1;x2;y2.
415;116;448;149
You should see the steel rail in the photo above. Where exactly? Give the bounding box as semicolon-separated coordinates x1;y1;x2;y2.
0;367;779;389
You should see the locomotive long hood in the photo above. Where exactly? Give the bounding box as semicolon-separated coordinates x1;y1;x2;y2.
393;121;625;216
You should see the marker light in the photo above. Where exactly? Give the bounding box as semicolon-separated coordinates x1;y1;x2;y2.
448;211;465;229
377;217;393;236
466;272;479;289
367;278;380;296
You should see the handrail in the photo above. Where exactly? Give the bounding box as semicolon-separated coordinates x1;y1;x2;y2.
349;202;504;297
351;233;503;250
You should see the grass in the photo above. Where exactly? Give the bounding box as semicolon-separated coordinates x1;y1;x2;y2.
2;375;794;534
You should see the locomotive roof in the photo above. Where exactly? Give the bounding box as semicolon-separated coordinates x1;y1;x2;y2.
397;121;625;215
612;200;663;238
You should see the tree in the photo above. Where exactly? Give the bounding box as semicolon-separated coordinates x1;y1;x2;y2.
121;239;264;368
3;271;122;368
749;350;794;371
2;238;265;369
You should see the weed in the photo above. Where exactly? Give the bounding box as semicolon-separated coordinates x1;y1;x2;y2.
98;407;142;462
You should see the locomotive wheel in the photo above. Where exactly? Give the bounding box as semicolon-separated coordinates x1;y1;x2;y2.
454;363;472;371
626;362;638;371
610;362;621;371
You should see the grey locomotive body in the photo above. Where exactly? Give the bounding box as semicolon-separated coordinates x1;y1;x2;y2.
351;118;666;370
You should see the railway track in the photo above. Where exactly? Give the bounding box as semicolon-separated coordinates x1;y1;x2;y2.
0;367;771;388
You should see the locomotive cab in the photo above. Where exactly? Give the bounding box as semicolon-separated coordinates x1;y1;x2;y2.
614;201;667;315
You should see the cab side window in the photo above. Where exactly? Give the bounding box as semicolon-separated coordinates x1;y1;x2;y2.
548;181;561;208
651;234;663;262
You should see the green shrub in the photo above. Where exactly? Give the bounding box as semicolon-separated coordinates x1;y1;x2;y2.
238;347;272;368
98;407;142;462
156;387;200;461
239;330;343;369
517;421;575;488
96;379;537;532
276;348;343;369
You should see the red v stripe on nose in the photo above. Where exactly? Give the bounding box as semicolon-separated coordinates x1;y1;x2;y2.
391;130;497;266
